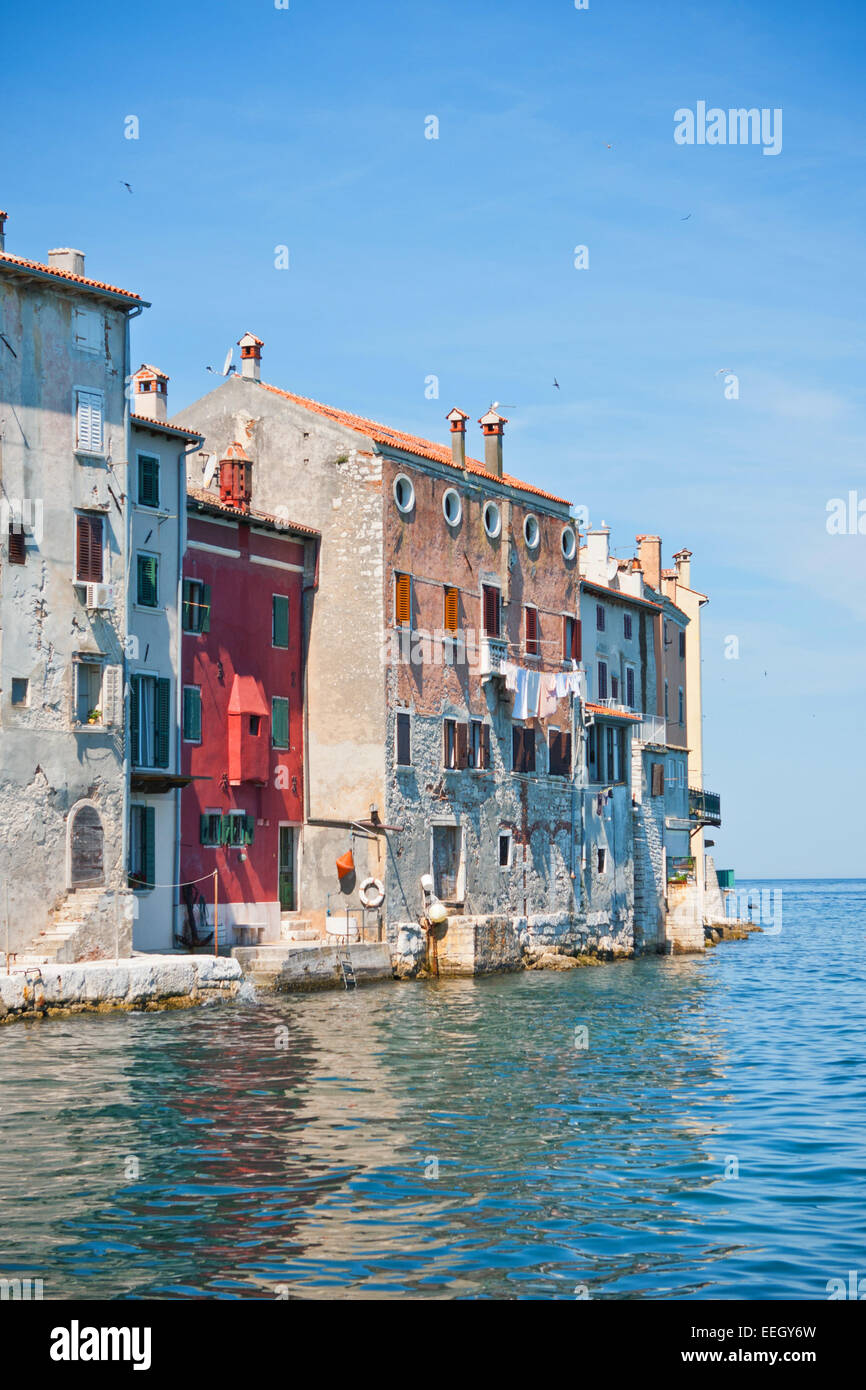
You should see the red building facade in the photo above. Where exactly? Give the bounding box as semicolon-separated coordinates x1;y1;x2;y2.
179;447;318;946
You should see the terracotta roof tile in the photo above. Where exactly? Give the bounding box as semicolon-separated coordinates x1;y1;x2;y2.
0;251;142;302
585;702;642;722
131;414;202;440
256;380;571;507
186;484;319;537
580;578;662;611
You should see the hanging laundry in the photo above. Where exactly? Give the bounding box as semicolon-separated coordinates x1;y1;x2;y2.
512;666;530;719
525;667;542;718
539;675;558;718
501;661;519;693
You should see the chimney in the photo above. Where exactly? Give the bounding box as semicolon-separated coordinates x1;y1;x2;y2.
0;211;7;253
636;534;662;591
446;408;469;468
48;248;86;277
478;406;507;478
238;331;263;382
219;441;253;513
673;547;692;588
583;524;611;582
131;364;169;423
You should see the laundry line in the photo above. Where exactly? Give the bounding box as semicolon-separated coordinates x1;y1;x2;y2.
501;663;583;719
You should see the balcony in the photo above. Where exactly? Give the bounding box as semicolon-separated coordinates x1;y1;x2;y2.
635;715;667;745
689;787;721;826
479;635;508;679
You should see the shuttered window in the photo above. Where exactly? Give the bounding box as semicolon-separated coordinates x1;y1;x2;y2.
183;686;202;743
624;613;633;640
222;812;255;847
482;584;500;637
76;513;104;582
679;630;686;658
512;726;535;774
272;594;289;648
455;721;469;768
469;720;490;770
563;615;581;661
626;667;635;709
272;696;289;749
182;579;211;632
130;674;170;767
200;811;222;846
155;677;171;768
76;390;104;453
597;661;608;700
129;805;155;890
525;606;539;656
136;553;159;607
395;573;412;626
396;711;411;766
444;586;459;633
651;762;665;797
549;729;572;777
8;523;26;565
138;454;160;508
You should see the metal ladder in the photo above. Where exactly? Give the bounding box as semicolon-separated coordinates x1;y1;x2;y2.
337;944;356;990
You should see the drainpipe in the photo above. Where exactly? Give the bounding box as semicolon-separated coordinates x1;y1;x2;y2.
121;304;144;935
176;434;204;948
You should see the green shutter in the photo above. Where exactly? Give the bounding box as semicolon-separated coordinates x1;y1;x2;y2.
272;594;289;648
137;554;158;607
244;814;255;845
201;583;211;633
183;687;201;743
129;676;140;766
155;678;171;768
200;813;209;845
182;579;193;631
143;806;156;888
272;697;289;749
138;455;159;507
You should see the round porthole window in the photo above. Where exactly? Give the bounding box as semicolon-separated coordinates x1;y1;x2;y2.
561;527;577;561
393;474;415;514
524;514;540;549
483;501;501;539
442;488;462;526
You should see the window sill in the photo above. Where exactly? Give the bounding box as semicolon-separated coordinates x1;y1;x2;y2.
73;723;108;733
133;603;164;614
75;451;107;463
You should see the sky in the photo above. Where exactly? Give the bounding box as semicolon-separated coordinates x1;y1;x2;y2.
2;0;865;877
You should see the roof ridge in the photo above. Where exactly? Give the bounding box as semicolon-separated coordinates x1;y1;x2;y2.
0;250;142;301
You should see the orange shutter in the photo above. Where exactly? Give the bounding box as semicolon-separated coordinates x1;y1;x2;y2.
444;586;459;632
395;573;411;626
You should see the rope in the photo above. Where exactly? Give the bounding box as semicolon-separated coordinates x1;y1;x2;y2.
132;870;217;890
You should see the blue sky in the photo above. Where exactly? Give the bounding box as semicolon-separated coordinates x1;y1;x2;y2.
3;0;865;876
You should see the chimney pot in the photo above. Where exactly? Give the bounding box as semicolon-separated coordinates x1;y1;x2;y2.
219;440;253;512
238;331;263;382
478;407;507;478
636;534;662;591
48;247;86;277
446;407;468;469
131;364;169;424
0;211;7;253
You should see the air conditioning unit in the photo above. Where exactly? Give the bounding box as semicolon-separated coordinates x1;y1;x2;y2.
85;583;115;611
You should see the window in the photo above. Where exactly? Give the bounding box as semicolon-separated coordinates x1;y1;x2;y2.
549;728;572;777
512;725;535;774
468;719;490;770
624;612;633;640
651;762;665;797
223;811;254;847
443;489;462;525
563;615;581;662
611;674;619;701
432;824;462;902
272;594;289;648
393;474;415;513
136;553;159;608
443;719;468;770
73;308;102;353
525;605;539;657
8;523;26;565
561;527;577;561
182;578;211;633
444;585;459;633
679;630;686;659
482;584;500;637
130;674;171;768
597;847;607;875
499;830;513;868
138;454;160;508
483;501;501;538
524;514;540;548
396;711;411;766
128;805;155;889
249;715;261;736
664;679;669;718
75;513;104;583
664;620;670;646
200;811;222;847
678;687;684;724
596;604;605;632
75;389;104;453
626;666;635;709
182;686;202;743
272;696;290;749
597;661;608;700
588;723;626;784
395;572;412;626
10;678;28;707
75;661;103;724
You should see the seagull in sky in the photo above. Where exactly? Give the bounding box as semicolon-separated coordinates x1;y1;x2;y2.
553;378;560;390
715;367;733;376
119;181;133;194
681;213;692;220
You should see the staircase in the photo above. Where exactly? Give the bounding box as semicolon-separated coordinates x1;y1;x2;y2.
27;889;105;963
279;916;318;943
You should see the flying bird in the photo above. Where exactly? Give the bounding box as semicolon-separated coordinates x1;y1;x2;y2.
715;368;732;376
681;213;692;220
119;181;133;194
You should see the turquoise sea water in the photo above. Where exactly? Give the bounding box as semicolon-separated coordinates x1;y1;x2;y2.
1;879;864;1300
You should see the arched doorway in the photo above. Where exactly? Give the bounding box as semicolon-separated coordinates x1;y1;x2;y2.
69;803;104;887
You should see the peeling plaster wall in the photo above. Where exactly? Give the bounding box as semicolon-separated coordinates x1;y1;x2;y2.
0;274;129;954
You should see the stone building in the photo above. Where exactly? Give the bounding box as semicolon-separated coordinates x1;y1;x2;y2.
0;213;145;959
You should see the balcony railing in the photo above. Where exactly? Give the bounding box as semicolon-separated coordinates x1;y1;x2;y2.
634;715;667;744
479;636;509;678
689;787;721;826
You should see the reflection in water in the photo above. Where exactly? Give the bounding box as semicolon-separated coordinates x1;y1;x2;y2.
1;880;864;1299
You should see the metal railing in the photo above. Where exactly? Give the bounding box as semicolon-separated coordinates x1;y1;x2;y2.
634;715;667;744
689;787;721;825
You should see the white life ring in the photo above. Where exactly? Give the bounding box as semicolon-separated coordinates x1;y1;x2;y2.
359;876;385;909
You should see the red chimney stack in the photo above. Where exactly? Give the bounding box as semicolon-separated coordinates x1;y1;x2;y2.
219;441;253;513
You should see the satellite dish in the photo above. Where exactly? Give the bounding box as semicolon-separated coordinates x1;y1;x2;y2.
222;348;233;376
202;453;217;487
607;558;618;580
